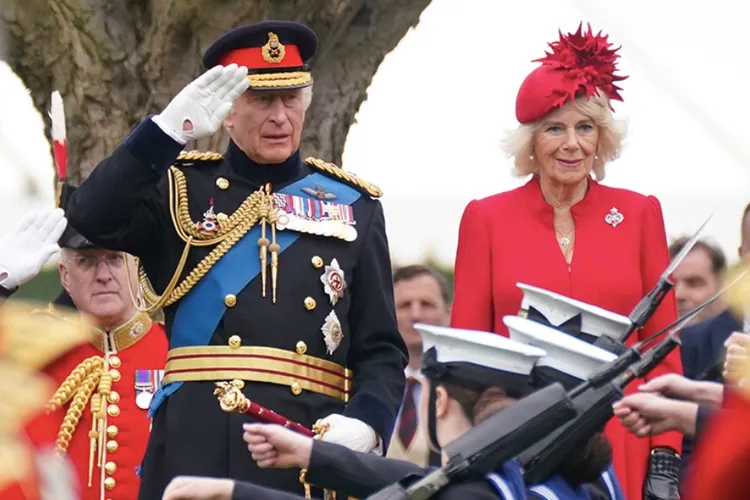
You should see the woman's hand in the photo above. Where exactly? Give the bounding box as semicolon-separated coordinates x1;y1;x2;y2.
243;423;313;469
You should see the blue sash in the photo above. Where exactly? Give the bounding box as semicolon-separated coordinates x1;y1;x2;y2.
148;172;361;416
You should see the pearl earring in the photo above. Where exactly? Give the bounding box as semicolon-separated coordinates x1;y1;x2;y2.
594;154;599;160
529;153;535;160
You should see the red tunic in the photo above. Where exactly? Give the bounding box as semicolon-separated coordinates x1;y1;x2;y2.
451;176;682;500
2;409;80;500
41;313;168;500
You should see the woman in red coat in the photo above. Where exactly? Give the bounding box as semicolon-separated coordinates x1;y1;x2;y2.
450;23;682;500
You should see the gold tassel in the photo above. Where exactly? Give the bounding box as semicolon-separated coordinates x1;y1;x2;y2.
258;184;270;298
87;393;101;487
270;222;280;304
299;420;334;499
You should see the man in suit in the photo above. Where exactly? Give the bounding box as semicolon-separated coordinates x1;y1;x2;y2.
669;236;727;329
386;265;451;467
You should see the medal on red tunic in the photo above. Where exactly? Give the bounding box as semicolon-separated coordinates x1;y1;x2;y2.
135;370;163;410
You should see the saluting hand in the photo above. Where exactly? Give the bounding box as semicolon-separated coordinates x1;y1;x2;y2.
243;423;313;469
152;64;249;143
0;208;67;290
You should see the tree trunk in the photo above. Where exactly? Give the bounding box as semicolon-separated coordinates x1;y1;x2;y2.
0;0;431;183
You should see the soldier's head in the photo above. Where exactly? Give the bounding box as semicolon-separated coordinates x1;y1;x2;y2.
393;265;452;366
505;315;617;485
415;324;545;456
203;21;318;164
56;184;138;329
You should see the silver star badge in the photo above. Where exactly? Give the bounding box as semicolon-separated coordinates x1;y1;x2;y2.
320;258;347;305
605;207;624;228
322;310;343;355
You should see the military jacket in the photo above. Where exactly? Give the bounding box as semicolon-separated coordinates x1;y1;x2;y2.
41;312;168;500
66;118;407;498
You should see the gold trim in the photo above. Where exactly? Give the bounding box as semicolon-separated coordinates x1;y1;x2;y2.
163;345;352;402
88;312;152;352
176;150;223;162
305;157;383;198
247;72;311;88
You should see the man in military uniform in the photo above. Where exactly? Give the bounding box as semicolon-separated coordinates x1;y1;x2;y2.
38;183;169;500
65;20;407;499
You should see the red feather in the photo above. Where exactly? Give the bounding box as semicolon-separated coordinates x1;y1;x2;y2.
534;22;628;109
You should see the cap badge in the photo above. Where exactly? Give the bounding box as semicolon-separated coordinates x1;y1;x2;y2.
322;310;343;355
321;258;346;306
605;207;624;228
262;32;286;64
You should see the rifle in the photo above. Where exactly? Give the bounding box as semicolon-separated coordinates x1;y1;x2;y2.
365;382;577;500
519;268;746;484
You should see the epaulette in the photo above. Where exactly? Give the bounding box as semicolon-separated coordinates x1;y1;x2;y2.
173;150;224;166
305;157;382;198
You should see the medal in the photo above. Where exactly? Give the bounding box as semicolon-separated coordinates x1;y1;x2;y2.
135;370;162;410
321;310;343;355
320;258;346;306
196;198;222;235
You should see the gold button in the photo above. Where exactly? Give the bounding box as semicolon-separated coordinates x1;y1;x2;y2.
107;404;120;417
224;294;237;307
109;369;121;382
106;440;119;453
228;335;242;349
296;341;307;355
304;297;316;311
291;382;302;395
106;425;118;438
216;177;230;190
311;256;324;269
104;461;117;475
217;212;228;224
108;356;121;369
107;391;120;404
104;477;116;491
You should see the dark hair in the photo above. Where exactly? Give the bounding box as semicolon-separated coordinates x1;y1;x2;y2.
440;382;513;424
668;237;726;277
557;432;613;486
393;265;451;305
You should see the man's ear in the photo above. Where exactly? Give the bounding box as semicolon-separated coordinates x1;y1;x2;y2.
59;263;70;292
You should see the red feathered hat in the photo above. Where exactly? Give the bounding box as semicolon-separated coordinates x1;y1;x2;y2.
515;23;627;124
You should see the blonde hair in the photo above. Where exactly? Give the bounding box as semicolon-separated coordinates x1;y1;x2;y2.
503;89;627;181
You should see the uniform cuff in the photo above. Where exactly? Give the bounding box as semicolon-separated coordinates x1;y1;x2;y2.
344;392;395;453
123;117;185;175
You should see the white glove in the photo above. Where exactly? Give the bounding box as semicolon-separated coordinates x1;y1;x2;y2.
0;208;67;290
152;64;250;144
317;414;381;454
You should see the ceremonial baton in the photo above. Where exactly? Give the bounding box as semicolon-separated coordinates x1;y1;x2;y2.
213;380;314;437
619;214;713;343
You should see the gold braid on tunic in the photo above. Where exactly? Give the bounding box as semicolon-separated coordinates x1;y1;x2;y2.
132;153;383;313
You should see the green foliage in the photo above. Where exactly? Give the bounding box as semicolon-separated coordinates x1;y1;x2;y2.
13;268;61;303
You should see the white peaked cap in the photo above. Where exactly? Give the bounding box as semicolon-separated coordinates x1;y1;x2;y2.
503;315;617;381
414;323;546;376
517;283;632;340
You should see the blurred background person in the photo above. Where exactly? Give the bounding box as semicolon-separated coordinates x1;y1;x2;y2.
387;265;451;467
668;236;726;326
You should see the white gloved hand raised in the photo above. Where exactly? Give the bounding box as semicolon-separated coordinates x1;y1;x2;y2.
317;414;380;454
0;208;67;290
152;64;250;144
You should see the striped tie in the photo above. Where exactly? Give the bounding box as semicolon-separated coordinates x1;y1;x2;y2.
398;377;419;449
